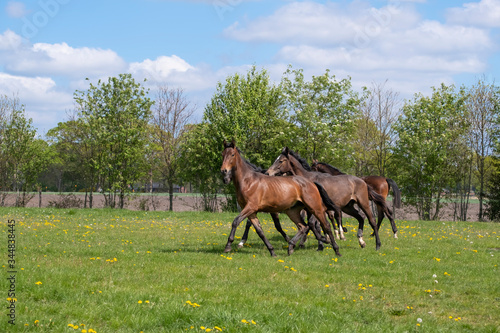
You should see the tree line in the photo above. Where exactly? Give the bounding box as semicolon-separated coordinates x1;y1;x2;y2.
1;67;499;221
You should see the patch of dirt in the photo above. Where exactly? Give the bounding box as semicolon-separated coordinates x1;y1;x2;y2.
2;192;486;222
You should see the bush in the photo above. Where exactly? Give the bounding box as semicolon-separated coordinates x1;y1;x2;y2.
48;193;83;209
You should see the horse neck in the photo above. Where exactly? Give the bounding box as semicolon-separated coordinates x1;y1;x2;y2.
232;152;254;186
323;164;343;175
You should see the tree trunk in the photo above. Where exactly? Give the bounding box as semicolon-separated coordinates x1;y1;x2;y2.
169;183;174;211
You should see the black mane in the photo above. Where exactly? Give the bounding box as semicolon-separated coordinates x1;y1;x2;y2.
239;148;267;173
286;149;312;171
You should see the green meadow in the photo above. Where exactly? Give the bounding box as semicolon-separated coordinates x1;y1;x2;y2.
0;207;499;332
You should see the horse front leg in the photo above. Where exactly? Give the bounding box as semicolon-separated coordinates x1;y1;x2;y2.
270;212;291;243
238;219;253;248
224;208;252;253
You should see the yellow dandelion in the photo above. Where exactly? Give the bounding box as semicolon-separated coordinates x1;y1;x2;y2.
35;281;42;285
138;300;143;304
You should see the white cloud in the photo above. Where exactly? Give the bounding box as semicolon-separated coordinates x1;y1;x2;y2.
446;0;500;27
129;56;218;92
5;1;29;18
4;42;127;78
0;72;73;132
224;1;494;94
224;2;421;46
0;29;24;51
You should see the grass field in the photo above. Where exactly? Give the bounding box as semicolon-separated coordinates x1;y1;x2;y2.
1;207;499;332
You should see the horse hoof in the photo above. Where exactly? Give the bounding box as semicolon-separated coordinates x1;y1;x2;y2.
270;252;277;257
394;233;398;239
237;242;244;249
336;252;342;257
288;245;295;256
317;246;324;251
223;247;232;253
359;242;366;248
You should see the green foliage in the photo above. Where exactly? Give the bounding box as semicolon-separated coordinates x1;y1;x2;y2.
73;74;153;208
281;66;362;170
392;84;469;220
0;95;53;206
485;157;500;221
1;208;499;332
181;66;287;211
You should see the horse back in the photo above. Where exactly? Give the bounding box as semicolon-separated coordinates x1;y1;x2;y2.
246;174;314;212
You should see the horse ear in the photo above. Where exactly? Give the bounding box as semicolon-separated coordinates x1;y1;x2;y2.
231;139;236;147
283;147;289;156
223;140;235;148
312;159;318;163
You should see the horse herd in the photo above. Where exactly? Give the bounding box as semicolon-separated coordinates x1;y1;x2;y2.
220;140;402;257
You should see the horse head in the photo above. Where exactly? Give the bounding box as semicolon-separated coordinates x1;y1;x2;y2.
221;140;237;184
266;147;293;176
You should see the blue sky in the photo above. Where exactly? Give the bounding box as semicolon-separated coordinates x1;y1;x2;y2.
1;0;500;134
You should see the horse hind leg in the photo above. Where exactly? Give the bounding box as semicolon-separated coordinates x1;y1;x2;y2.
370;202;398;239
358;201;381;251
270;212;291;243
327;209;345;241
343;203;367;248
247;214;277;257
303;213;325;251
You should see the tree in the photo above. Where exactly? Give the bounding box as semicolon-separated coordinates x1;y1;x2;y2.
181;66;286;211
392;84;468;220
354;81;400;176
74;74;153;209
0;95;53;206
485;157;500;222
46;118;97;206
151;86;194;211
281;66;362;171
466;78;500;220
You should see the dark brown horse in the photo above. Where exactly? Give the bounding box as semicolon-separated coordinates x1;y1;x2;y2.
267;147;386;251
311;160;401;238
220;140;341;257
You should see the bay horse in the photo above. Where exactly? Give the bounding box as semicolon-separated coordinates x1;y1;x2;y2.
266;147;386;251
236;164;326;251
311;160;401;238
220;140;341;257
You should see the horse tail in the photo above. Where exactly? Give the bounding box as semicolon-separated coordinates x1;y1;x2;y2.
367;185;389;210
386;178;402;208
314;182;337;212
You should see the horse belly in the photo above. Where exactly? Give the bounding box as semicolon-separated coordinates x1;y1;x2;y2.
257;182;300;212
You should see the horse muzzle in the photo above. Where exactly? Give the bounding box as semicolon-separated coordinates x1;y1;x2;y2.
221;169;232;184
